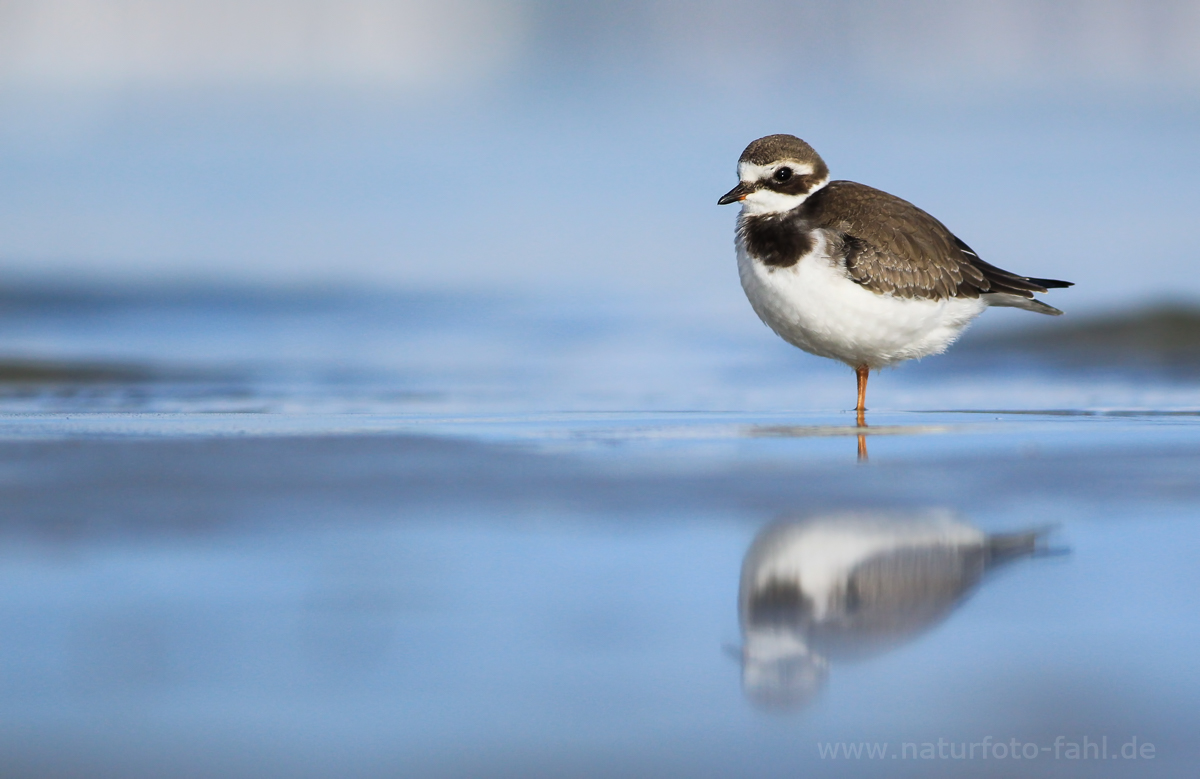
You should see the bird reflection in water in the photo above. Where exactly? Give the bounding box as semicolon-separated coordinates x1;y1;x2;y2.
736;510;1051;710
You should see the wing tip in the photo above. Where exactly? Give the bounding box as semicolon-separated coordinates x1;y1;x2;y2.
1029;277;1074;290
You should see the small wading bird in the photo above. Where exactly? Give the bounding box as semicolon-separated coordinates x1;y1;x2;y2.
719;135;1072;427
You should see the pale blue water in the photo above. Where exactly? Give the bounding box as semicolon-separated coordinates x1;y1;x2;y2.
2;2;1199;774
0;290;1196;777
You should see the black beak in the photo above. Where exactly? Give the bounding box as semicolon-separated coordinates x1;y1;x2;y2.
718;181;753;206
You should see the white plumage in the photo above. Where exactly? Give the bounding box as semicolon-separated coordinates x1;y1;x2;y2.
736;231;988;369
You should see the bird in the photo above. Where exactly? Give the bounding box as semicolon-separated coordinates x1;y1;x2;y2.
718;134;1073;426
737;510;1049;709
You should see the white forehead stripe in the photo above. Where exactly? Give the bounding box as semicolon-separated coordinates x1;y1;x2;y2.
738;160;816;183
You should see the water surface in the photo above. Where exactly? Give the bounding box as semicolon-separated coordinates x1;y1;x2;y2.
0;290;1196;778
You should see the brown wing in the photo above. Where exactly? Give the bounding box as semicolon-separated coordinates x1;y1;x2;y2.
808;181;1068;301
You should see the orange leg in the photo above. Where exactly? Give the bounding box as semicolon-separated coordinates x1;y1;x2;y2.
855;364;869;428
857;432;868;462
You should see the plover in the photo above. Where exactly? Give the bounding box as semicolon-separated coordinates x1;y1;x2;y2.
737;511;1046;709
719;134;1073;424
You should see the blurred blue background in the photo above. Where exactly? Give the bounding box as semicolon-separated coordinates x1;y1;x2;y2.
0;0;1194;309
1;5;1200;779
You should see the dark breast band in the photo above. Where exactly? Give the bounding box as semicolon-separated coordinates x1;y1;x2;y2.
737;211;814;269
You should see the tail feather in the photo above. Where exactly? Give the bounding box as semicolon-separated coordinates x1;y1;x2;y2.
986;293;1064;316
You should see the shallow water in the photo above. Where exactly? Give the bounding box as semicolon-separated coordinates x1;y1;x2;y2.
0;290;1197;778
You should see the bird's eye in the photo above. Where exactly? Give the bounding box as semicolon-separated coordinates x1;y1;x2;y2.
773;167;793;182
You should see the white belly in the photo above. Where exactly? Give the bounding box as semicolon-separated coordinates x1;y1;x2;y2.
736;232;987;368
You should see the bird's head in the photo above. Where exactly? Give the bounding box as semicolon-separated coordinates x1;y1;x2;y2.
718;134;829;216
